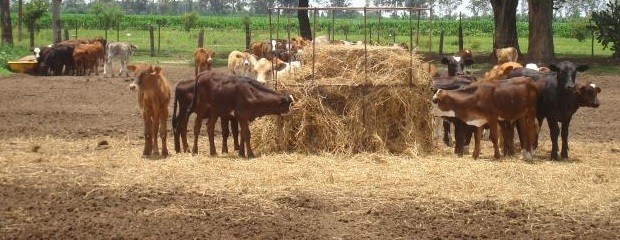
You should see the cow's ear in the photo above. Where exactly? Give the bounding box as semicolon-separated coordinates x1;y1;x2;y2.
127;65;137;72
502;66;514;75
464;58;475;66
440;57;450;65
576;64;589;72
548;64;560;72
153;66;162;75
235;53;243;58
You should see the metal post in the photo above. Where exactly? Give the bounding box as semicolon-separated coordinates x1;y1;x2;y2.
312;8;317;82
364;7;367;84
377;10;381;44
416;10;421;46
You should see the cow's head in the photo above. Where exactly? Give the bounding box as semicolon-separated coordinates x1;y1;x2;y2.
575;82;601;108
239;79;294;118
441;54;474;76
548;61;588;91
127;64;163;91
254;58;287;84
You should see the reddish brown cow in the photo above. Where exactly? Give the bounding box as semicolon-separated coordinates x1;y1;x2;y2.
432;77;539;160
127;64;171;157
192;71;294;158
194;48;215;77
482;61;524;82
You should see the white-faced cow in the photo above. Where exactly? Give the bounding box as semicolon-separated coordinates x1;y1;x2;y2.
227;50;257;78
194;48;215;77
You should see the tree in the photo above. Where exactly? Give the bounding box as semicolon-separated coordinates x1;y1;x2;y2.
52;0;62;43
592;0;620;59
1;0;13;45
490;0;520;58
298;0;312;40
23;0;48;48
90;2;124;39
468;0;492;17
528;0;555;63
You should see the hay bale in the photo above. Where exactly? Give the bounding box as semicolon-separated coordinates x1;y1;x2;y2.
251;45;433;155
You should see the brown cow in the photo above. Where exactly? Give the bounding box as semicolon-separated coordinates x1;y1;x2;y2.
432;77;538;160
194;48;215;77
192;71;294;158
172;79;239;154
127;64;171;157
495;47;518;64
482;61;524;82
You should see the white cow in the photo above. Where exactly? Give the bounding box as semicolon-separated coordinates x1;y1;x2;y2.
103;42;138;77
227;51;258;78
253;58;302;84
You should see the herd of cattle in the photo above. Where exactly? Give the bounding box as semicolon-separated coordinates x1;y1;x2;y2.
431;47;600;161
25;37;600;160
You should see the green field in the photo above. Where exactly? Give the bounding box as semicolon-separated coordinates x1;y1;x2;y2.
1;15;618;75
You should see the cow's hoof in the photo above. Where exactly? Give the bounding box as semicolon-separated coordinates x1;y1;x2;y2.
551;152;559;160
161;150;169;158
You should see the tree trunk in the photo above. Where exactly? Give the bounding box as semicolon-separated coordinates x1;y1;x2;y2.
18;0;23;41
1;0;13;46
490;0;519;60
52;0;62;43
527;0;555;63
297;0;312;40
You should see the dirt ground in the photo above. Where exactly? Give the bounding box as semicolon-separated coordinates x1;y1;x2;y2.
1;63;619;239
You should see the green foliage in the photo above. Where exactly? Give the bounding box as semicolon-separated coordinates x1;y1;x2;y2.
23;0;49;29
90;2;125;30
0;45;31;75
568;19;592;42
591;0;620;58
182;12;199;32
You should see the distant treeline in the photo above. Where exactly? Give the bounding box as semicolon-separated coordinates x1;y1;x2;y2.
19;14;591;39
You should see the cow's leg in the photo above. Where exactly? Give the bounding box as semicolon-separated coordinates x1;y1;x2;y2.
120;60;127;77
560;119;571;159
159;107;169;157
103;58;111;77
230;118;240;151
548;119;560;160
472;126;482;159
142;108;153;157
220;117;230;154
443;119;453;147
453;120;465;157
488;121;502;159
206;115;218;156
238;118;254;158
151;108;160;155
180;113;190;153
499;120;515;156
192;112;205;154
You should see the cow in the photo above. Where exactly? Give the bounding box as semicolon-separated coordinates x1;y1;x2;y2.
104;42;138;77
439;50;475;76
227;51;257;78
254;57;297;84
431;75;478;156
72;42;104;76
192;71;294;158
495;47;518;64
194;47;215;77
250;39;300;62
127;64;171;158
432;77;539;160
482;61;523;82
172;79;239;154
507;61;590;159
35;44;74;76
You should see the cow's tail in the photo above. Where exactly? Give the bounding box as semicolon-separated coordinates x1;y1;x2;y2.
187;74;200;117
172;92;179;133
172;89;182;153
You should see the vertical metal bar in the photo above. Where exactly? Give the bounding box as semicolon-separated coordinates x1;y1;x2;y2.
429;7;433;55
364;7;367;84
377;10;381;44
416;9;421;46
409;8;413;87
312;8;317;82
331;11;335;42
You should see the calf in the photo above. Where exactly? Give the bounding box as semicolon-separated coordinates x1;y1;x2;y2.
104;42;138;77
440;53;474;76
507;61;590;159
253;57;295;84
482;61;523;82
36;44;74;76
172;79;239;154
432;77;539;160
495;47;518;64
194;47;215;77
227;50;257;78
193;71;294;158
127;64;171;157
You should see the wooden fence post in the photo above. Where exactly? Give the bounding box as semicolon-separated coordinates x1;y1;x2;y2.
63;28;69;41
439;30;444;56
116;22;120;42
244;17;251;50
149;25;155;57
197;29;205;48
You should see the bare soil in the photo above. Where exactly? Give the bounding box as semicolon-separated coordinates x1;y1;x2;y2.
1;64;619;239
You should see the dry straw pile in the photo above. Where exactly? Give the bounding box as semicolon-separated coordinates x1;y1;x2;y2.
251;44;433;155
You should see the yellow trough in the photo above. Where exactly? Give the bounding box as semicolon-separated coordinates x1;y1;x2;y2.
7;61;38;73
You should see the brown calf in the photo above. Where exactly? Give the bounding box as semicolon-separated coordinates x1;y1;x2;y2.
128;64;172;158
194;48;215;77
432;77;538;160
495;47;519;64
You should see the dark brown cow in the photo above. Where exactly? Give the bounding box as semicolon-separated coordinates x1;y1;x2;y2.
432;77;539;160
194;48;215;77
172;79;239;154
192;71;294;158
127;64;171;158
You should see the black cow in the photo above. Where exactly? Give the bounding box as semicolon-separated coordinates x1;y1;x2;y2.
508;61;590;160
171;79;239;154
192;71;294;158
35;44;75;76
